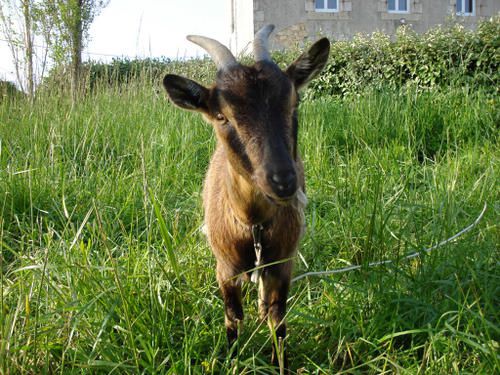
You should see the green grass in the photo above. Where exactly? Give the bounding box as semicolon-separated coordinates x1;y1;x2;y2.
0;83;498;374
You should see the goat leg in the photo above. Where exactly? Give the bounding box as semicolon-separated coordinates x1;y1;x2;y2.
217;267;244;352
259;267;291;373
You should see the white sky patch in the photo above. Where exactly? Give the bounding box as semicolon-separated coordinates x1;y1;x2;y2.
0;0;230;84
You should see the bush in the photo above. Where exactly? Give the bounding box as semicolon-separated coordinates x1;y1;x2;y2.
0;80;24;102
38;56;218;95
306;15;500;98
85;56;218;89
38;16;499;99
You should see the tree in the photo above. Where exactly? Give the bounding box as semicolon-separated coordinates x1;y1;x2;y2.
0;0;108;99
34;0;109;99
22;0;34;96
0;0;36;96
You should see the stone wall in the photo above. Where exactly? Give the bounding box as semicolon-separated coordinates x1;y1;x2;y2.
229;0;500;54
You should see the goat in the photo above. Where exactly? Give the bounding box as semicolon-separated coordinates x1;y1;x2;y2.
162;25;330;371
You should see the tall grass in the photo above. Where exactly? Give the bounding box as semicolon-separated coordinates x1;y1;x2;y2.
0;82;498;374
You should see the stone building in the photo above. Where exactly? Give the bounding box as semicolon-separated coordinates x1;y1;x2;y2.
229;0;500;54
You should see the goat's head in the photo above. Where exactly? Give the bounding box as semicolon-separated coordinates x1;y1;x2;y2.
163;25;330;204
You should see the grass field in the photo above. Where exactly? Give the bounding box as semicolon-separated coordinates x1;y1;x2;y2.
0;83;498;374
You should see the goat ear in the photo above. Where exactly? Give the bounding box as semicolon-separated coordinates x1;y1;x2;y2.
163;74;209;112
286;38;330;90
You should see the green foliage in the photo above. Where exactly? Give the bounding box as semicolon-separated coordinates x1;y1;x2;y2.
38;56;218;95
38;16;499;99
32;0;109;65
306;16;500;98
86;56;217;88
0;80;23;102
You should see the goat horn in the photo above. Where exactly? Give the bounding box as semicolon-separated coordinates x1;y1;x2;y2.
253;24;275;62
187;35;237;70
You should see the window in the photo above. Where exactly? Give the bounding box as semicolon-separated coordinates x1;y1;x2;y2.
456;0;475;15
315;0;338;12
388;0;409;13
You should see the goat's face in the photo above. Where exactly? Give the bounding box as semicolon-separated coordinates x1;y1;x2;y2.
163;27;330;204
212;62;299;202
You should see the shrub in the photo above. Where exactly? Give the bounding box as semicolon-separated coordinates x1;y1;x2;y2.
305;15;499;98
85;57;217;89
38;56;218;95
38;16;499;99
0;80;24;102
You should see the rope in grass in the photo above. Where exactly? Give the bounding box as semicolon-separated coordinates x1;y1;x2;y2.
291;202;488;284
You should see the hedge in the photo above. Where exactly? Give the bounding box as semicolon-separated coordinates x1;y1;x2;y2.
39;15;499;98
305;15;499;98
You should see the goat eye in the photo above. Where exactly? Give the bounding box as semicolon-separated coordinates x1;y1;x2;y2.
215;113;226;122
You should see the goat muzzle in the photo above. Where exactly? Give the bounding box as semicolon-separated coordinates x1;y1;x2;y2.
268;169;298;200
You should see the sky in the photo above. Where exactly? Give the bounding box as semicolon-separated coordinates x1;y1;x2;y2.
0;0;230;84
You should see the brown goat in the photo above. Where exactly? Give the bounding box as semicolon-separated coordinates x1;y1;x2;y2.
163;25;329;371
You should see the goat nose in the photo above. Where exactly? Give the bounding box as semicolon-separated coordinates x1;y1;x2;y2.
269;170;297;198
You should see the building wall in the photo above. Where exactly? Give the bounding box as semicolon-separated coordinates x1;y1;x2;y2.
229;0;254;55
230;0;500;54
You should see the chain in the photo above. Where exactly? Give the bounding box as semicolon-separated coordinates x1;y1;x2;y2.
251;224;264;283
